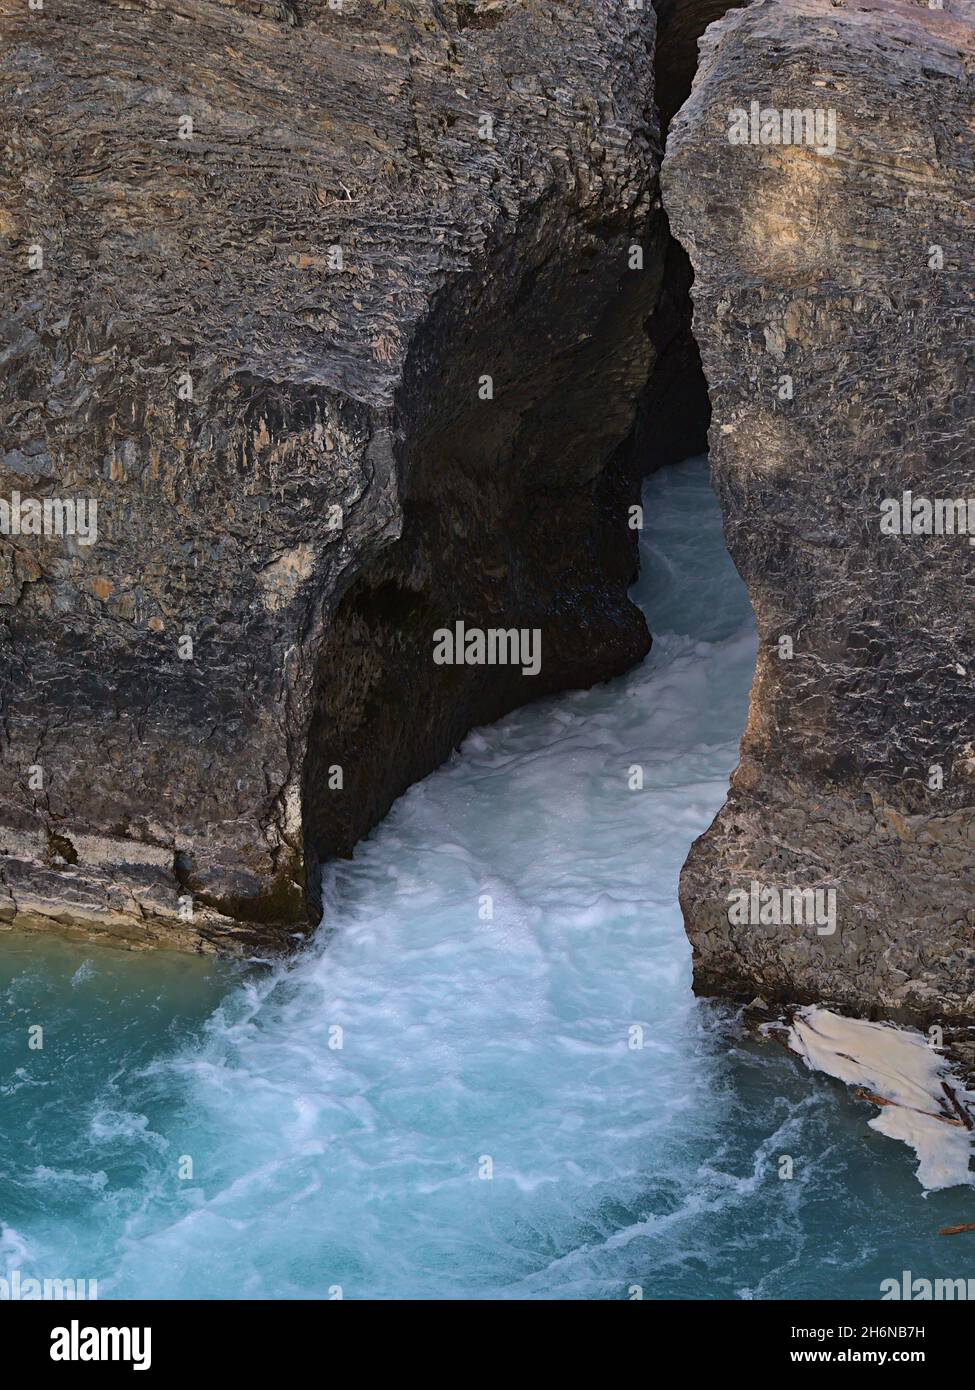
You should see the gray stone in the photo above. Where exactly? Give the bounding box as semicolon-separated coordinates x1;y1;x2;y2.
0;0;674;951
663;0;975;1028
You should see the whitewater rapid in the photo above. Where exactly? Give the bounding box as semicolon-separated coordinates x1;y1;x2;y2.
3;458;973;1300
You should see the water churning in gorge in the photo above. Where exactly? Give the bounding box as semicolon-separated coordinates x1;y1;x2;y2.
2;459;972;1300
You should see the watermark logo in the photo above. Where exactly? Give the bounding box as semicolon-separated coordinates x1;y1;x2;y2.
727;881;837;936
728;102;837;157
882;1270;975;1300
50;1320;151;1371
432;621;541;677
1;1269;97;1300
0;492;97;545
880;491;975;543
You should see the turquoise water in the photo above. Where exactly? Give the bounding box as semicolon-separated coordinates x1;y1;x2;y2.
2;458;973;1300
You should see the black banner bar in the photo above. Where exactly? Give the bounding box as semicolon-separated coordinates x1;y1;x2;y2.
0;1298;963;1374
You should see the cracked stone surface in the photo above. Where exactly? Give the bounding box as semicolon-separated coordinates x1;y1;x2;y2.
664;0;975;1028
0;0;677;950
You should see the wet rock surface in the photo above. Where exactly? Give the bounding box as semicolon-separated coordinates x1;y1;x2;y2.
664;0;975;1026
0;0;676;950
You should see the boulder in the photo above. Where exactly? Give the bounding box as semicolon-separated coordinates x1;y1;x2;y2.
664;0;975;1025
0;0;669;949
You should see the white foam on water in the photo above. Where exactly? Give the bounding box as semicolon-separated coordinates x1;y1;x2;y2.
92;458;761;1299
0;1224;35;1276
787;1007;974;1191
13;459;972;1299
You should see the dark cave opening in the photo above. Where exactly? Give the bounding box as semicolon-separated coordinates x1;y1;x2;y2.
652;0;748;134
300;201;661;919
639;0;750;476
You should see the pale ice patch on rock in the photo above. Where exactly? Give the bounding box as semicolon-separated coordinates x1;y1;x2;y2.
784;1007;974;1191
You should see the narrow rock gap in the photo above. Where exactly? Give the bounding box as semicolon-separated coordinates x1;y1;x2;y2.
639;0;749;476
299;1;746;926
652;0;748;136
300;202;658;918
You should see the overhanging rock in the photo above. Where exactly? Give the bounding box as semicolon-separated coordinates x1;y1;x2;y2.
1;0;670;950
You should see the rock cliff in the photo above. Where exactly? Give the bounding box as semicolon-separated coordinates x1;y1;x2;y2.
664;0;975;1031
6;0;972;1026
0;0;674;949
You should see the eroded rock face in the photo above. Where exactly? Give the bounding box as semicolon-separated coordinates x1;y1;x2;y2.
664;0;975;1027
0;0;671;950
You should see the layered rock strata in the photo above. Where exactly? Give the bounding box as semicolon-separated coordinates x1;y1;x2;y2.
0;0;676;950
665;0;975;1031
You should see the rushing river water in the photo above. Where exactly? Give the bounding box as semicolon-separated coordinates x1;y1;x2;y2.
2;458;972;1300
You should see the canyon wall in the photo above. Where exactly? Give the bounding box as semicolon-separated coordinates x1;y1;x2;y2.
0;0;676;950
6;0;972;1016
664;0;975;1030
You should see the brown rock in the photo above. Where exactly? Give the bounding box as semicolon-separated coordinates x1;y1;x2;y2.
663;0;975;1026
0;0;673;951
